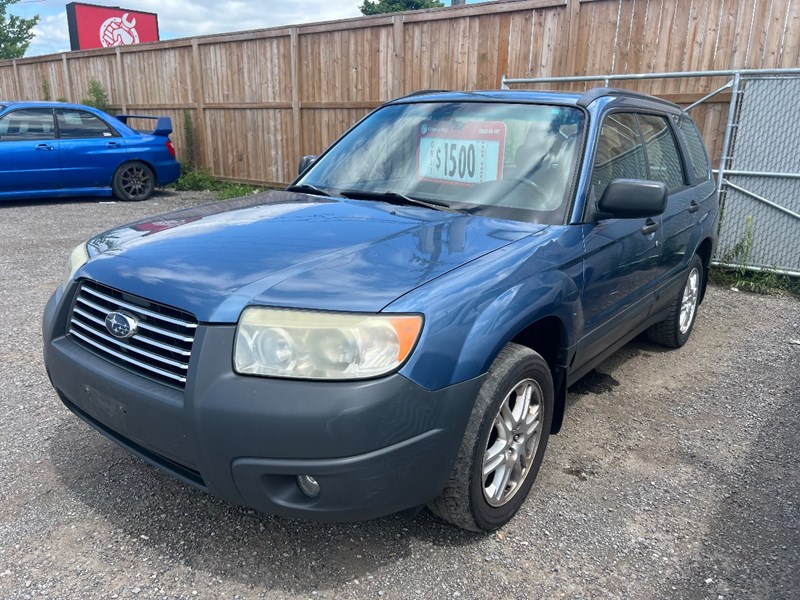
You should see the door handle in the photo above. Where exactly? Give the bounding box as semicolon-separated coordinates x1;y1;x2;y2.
36;144;54;151
688;200;700;213
641;219;660;235
106;141;121;148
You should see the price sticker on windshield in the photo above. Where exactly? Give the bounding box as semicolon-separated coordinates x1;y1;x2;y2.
417;121;506;184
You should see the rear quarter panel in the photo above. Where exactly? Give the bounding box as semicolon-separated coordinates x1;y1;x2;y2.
123;134;181;186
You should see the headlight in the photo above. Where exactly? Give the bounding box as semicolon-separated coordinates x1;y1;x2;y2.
234;308;423;380
63;242;89;287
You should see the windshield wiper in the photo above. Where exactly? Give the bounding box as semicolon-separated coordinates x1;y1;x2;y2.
286;183;338;197
340;190;465;214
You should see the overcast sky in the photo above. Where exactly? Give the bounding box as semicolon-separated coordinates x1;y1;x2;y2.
12;0;484;57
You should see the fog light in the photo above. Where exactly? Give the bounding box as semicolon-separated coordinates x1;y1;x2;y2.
297;475;320;498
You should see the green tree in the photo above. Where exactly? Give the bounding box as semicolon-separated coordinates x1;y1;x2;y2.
82;79;111;113
0;0;40;59
359;0;444;16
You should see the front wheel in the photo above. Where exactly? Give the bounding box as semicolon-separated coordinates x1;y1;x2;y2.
112;161;155;202
428;344;553;531
647;254;704;348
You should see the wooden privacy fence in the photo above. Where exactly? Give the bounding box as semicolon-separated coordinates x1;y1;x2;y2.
1;0;798;186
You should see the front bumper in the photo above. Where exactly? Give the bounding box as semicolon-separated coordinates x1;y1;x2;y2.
43;285;483;521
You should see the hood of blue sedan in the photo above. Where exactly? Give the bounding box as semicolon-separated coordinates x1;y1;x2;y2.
78;191;543;322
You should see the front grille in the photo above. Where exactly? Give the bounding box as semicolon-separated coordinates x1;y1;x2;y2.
68;280;197;389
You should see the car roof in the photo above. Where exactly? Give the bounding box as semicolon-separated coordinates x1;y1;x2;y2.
0;101;106;112
387;87;682;115
391;89;585;105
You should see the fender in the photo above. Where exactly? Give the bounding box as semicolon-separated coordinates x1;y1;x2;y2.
452;269;579;384
390;225;584;391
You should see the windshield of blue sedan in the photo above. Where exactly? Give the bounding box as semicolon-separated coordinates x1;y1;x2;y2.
298;101;585;224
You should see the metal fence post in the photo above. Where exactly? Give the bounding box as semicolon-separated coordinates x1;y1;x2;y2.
716;72;741;198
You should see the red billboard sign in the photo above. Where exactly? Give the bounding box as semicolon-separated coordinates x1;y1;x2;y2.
66;2;160;51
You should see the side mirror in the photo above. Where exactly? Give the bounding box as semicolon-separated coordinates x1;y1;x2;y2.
598;179;667;219
297;155;317;176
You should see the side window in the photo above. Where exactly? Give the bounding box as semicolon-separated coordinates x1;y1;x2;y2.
56;110;115;139
637;114;685;192
590;113;646;200
679;117;711;181
0;109;56;141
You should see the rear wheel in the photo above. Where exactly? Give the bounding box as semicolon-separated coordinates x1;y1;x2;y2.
113;161;155;201
647;254;704;348
428;343;553;531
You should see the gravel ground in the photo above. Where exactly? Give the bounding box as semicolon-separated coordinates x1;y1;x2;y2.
1;191;798;600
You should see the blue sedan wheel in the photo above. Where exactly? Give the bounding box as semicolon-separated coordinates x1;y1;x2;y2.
113;161;155;202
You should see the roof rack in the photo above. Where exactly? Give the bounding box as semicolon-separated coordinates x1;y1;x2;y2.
577;87;680;110
396;89;452;99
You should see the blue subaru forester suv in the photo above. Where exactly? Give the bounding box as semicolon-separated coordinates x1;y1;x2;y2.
43;88;718;531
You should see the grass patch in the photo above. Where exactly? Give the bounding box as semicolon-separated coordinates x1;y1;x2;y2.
709;265;800;297
173;169;268;200
710;214;799;296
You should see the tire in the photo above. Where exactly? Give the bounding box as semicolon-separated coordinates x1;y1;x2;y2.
428;343;554;532
647;254;704;348
112;161;155;202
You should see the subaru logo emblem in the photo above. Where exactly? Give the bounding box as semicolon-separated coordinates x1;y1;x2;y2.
105;311;138;339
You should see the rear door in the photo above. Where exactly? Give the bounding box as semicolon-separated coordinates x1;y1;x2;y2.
675;114;717;243
0;108;60;193
576;112;663;368
56;108;127;189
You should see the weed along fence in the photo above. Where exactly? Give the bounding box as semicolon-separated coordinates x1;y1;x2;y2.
1;0;799;187
503;69;800;276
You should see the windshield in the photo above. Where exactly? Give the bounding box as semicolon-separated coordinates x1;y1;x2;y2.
297;101;585;224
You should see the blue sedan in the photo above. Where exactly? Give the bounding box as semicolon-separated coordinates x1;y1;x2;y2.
0;101;180;202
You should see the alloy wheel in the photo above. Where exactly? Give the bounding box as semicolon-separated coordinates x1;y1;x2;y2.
679;267;700;334
482;378;543;507
121;166;151;200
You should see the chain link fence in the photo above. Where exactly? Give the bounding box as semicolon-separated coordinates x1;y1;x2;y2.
716;75;800;276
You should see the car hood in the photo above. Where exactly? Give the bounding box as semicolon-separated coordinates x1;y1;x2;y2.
79;191;543;322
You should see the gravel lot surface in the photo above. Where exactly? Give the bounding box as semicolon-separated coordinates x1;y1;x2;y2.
1;191;798;600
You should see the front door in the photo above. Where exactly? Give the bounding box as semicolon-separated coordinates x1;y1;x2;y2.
577;112;663;368
637;113;692;279
0;108;60;193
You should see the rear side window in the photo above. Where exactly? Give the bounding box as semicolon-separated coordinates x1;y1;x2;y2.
679;117;711;181
637;114;685;192
57;109;115;139
590;112;646;200
0;108;56;141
